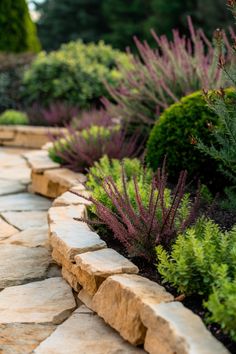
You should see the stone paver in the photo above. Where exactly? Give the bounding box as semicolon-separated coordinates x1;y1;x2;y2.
0;179;26;196
0;193;51;212
0;278;76;324
1;226;49;248
0;244;51;288
33;305;145;354
0;323;56;354
0;218;18;241
1;211;48;230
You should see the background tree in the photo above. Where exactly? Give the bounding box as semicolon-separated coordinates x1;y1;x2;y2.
0;0;41;53
35;0;107;51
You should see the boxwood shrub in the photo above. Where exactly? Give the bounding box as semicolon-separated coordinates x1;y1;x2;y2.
146;89;236;185
0;110;29;125
22;40;131;108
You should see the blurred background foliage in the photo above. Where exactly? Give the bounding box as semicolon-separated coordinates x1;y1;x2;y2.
31;0;233;51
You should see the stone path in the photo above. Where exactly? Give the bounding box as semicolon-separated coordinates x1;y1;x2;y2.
0;147;145;354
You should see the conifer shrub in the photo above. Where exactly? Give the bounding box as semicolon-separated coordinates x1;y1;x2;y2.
0;0;41;53
156;218;236;295
0;110;29;125
146;89;236;184
22;41;130;108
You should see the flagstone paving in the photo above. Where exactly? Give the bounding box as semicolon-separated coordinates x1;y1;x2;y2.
0;147;145;354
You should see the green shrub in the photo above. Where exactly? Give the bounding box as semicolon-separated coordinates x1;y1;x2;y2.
205;270;236;341
146;89;236;183
0;53;34;113
22;41;130;108
156;219;236;296
87;155;152;212
0;110;29;125
0;0;41;53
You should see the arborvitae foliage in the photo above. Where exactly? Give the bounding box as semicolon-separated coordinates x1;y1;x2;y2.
0;0;41;53
197;1;236;208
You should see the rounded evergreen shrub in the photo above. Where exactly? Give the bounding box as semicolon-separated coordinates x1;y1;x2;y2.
146;89;235;184
22;41;130;108
0;110;29;125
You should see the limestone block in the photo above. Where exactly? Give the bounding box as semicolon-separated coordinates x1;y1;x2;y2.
0;323;56;354
33;305;146;354
23;150;60;173
52;190;91;207
0;244;51;288
141;302;230;354
61;267;81;292
0;218;18;241
49;220;106;261
0;278;76;324
92;274;174;345
75;249;139;295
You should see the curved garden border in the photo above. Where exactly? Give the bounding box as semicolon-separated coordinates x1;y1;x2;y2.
21;146;229;354
0;125;65;149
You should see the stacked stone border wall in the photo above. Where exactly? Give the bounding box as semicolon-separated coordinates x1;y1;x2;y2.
23;148;229;354
0;125;66;149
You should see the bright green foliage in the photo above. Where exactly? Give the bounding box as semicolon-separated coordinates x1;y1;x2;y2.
0;110;29;125
146;90;236;182
22;40;130;107
0;0;41;53
205;271;236;341
156;219;236;296
87;155;153;212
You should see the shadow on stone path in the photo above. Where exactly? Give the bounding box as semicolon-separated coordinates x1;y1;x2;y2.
0;147;145;354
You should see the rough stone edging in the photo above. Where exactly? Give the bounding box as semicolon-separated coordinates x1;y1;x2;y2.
0;125;65;149
23;149;230;354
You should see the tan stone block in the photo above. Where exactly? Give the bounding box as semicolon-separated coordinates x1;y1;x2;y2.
78;289;94;310
49;220;106;261
48;205;87;224
0;278;76;324
0;323;56;354
52;190;91;207
0;218;18;241
92;274;174;345
141;302;229;354
33;306;146;354
23;150;60;173
61;267;81;292
75;249;139;296
31;171;68;198
44;168;87;188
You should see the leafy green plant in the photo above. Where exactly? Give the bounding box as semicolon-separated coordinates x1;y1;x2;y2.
87;155;152;212
0;110;29;125
146;89;236;184
205;268;236;341
22;40;130;108
156;218;236;295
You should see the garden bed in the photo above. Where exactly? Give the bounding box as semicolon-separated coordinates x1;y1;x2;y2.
23;149;231;354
